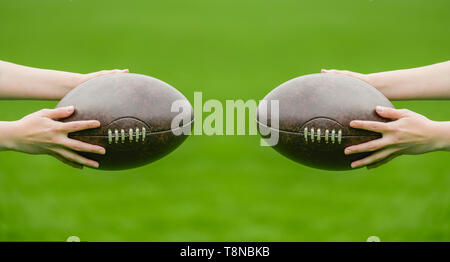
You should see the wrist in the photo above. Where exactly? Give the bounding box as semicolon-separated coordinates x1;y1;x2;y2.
430;121;450;152
62;72;84;92
71;73;86;87
0;121;20;151
366;73;388;95
49;71;84;99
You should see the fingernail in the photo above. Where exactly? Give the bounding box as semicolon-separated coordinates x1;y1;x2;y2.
321;69;327;73
376;106;385;113
92;162;99;168
349;120;358;127
66;105;74;112
99;148;106;154
344;148;351;155
351;162;358;168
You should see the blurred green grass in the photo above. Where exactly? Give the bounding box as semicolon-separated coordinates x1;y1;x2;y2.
0;0;449;241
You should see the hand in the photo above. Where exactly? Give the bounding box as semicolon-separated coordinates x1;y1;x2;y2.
344;106;443;169
321;68;372;85
78;69;129;85
7;106;105;169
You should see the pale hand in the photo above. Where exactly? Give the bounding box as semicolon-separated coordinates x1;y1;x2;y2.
78;69;129;85
344;106;444;169
6;106;105;169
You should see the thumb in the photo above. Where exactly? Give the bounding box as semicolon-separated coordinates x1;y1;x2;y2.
39;106;75;119
375;106;410;119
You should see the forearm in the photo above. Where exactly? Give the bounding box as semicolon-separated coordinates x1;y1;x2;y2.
0;61;83;99
367;61;450;100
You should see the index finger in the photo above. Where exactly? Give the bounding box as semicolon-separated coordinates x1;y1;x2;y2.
60;120;101;133
350;120;390;133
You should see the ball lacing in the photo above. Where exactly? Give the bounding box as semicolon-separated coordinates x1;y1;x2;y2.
304;127;342;144
108;127;147;144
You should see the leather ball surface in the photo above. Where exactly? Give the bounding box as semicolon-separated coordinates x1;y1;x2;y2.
56;73;193;170
256;73;394;171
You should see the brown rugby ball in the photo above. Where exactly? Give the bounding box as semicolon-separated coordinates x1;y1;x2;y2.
56;73;193;170
256;73;394;171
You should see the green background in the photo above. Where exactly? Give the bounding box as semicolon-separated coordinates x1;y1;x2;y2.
0;0;449;241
